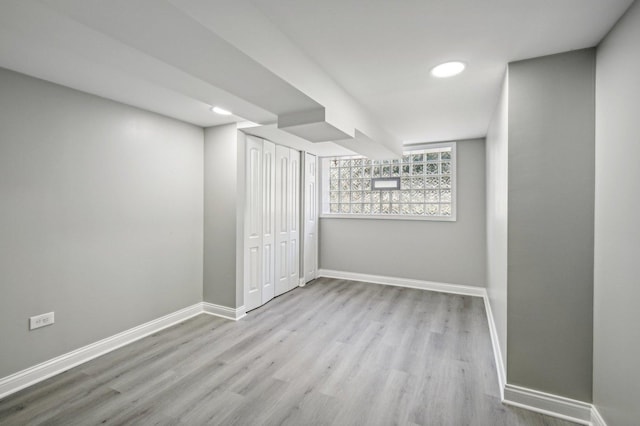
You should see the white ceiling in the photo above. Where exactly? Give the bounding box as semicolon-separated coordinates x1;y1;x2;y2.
251;0;634;143
0;0;633;155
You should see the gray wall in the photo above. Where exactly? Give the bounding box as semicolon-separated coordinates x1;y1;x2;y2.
486;71;509;367
203;124;243;308
0;67;204;378
507;49;595;401
320;139;486;287
593;1;640;424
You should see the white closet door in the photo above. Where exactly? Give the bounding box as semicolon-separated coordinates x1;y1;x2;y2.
288;149;301;290
274;144;290;296
244;136;263;312
303;153;318;284
262;141;276;304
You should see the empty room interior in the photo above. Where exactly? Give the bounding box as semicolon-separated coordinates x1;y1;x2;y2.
0;1;638;425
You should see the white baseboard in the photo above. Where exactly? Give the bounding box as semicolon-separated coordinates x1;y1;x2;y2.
317;269;486;297
503;384;593;425
0;277;604;426
591;406;607;426
202;302;246;321
0;303;202;400
0;301;248;400
483;294;506;399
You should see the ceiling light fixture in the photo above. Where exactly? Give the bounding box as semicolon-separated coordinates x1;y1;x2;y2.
430;61;466;78
211;106;232;115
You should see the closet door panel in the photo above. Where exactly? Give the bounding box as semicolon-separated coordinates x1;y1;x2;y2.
288;149;300;290
244;136;263;311
303;153;318;283
274;144;290;296
262;141;276;304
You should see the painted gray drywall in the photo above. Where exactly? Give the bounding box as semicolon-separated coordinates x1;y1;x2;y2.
593;1;640;424
0;67;203;379
486;71;509;367
203;124;243;308
507;49;595;402
319;139;486;287
236;131;245;308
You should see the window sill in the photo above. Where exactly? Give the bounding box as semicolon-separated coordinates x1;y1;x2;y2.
319;214;456;222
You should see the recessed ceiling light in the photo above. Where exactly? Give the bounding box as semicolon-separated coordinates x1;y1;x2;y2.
430;61;466;78
211;106;232;115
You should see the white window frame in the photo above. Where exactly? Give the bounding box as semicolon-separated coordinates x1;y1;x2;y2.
320;142;457;221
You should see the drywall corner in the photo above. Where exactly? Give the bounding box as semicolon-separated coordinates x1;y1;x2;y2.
486;68;509;369
593;1;640;424
203;123;241;309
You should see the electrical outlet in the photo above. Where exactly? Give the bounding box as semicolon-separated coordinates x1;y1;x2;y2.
29;312;55;330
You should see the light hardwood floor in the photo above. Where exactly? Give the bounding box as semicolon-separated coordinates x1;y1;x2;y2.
0;278;576;425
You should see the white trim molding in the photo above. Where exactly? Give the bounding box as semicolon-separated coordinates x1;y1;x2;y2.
0;303;202;400
591;406;607;426
202;302;246;321
483;294;506;398
0;301;248;400
503;384;594;425
0;275;605;426
317;269;485;297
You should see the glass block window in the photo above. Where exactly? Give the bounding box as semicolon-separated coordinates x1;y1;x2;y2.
322;143;456;220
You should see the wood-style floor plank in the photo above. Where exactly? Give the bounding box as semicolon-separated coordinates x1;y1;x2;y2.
0;278;577;425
